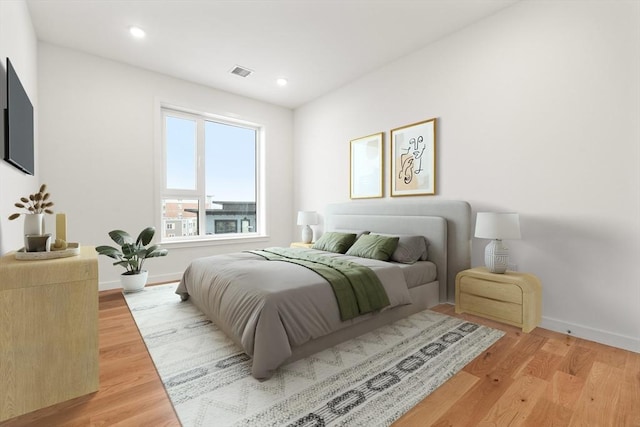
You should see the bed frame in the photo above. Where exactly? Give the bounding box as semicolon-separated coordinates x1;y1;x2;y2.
284;199;471;364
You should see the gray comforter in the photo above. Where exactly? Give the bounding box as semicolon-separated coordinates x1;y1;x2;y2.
176;248;412;379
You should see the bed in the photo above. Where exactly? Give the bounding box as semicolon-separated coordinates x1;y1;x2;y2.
176;200;471;379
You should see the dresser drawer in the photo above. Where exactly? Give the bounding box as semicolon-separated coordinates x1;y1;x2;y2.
459;276;522;304
459;292;523;324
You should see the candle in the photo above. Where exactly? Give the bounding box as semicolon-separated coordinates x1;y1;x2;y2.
56;213;67;242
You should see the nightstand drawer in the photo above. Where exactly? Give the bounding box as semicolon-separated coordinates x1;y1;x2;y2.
459;293;523;324
459;276;522;304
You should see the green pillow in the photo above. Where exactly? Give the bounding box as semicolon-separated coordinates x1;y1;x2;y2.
345;234;400;261
312;232;357;253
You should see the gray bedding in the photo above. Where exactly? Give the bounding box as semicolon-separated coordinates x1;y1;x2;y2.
175;248;412;379
397;260;437;288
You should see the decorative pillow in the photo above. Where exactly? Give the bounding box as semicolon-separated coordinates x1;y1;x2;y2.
333;229;370;240
373;233;429;264
419;237;430;261
356;230;371;239
312;232;357;253
345;234;400;261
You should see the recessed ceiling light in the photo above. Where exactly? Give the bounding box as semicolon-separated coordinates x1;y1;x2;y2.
276;78;288;87
129;26;146;38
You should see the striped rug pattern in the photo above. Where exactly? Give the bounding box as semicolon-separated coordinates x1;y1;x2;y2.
124;283;504;426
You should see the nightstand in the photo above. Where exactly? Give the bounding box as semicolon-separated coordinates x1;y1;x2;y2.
290;242;313;248
455;267;541;333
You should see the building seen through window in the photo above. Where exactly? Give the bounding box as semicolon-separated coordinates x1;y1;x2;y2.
161;198;256;237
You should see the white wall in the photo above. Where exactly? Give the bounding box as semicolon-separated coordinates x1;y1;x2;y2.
293;1;640;352
38;43;294;289
0;0;39;254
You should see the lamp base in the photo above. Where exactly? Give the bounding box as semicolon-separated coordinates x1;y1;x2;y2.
301;225;313;244
484;239;509;274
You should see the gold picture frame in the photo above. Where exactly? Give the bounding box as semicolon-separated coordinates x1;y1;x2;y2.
350;132;384;199
390;118;436;197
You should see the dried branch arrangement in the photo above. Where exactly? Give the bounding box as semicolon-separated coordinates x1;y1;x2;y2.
8;184;54;220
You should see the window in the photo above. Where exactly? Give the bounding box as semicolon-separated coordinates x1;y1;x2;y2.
160;107;261;241
215;219;237;234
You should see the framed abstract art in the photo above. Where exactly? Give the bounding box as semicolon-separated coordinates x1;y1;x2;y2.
390;118;436;197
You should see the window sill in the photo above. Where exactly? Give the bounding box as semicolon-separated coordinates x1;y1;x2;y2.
160;234;270;250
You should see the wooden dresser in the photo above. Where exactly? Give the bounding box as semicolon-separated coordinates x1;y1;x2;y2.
0;246;99;422
455;267;542;333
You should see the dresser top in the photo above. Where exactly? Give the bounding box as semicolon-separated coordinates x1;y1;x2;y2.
0;246;97;291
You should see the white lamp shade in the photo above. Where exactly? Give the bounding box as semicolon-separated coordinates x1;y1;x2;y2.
297;211;318;226
474;212;521;240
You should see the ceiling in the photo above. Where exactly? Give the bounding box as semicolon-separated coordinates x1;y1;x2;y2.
26;0;518;109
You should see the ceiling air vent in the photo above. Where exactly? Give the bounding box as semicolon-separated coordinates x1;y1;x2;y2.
230;65;253;78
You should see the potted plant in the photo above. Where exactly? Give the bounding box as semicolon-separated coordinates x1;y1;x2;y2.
96;227;168;292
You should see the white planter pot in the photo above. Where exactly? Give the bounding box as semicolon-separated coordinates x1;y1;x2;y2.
120;270;149;293
24;213;45;236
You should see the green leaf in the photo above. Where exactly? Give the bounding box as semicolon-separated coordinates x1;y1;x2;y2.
144;244;160;254
137;227;156;246
114;260;131;270
95;245;123;259
109;230;134;246
146;247;168;258
121;243;137;257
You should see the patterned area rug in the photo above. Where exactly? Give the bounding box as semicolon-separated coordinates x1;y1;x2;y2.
124;283;504;427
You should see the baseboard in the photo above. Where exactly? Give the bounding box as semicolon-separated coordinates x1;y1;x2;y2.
98;281;122;291
441;302;639;354
540;316;640;354
98;272;183;292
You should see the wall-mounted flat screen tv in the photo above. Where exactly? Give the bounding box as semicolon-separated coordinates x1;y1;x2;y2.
4;57;34;175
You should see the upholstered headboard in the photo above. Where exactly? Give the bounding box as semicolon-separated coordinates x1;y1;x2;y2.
324;200;471;303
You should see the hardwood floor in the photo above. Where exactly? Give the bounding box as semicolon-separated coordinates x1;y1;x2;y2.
2;290;639;426
1;290;180;427
395;305;640;427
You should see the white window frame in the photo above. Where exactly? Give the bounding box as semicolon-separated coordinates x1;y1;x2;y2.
156;103;267;247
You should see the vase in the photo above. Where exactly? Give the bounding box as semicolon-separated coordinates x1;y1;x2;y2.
24;213;45;236
120;270;149;293
24;233;52;252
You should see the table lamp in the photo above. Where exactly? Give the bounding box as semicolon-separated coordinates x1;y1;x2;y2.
474;212;521;274
297;211;318;243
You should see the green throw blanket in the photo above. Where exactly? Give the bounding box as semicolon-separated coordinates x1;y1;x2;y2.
248;247;390;321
